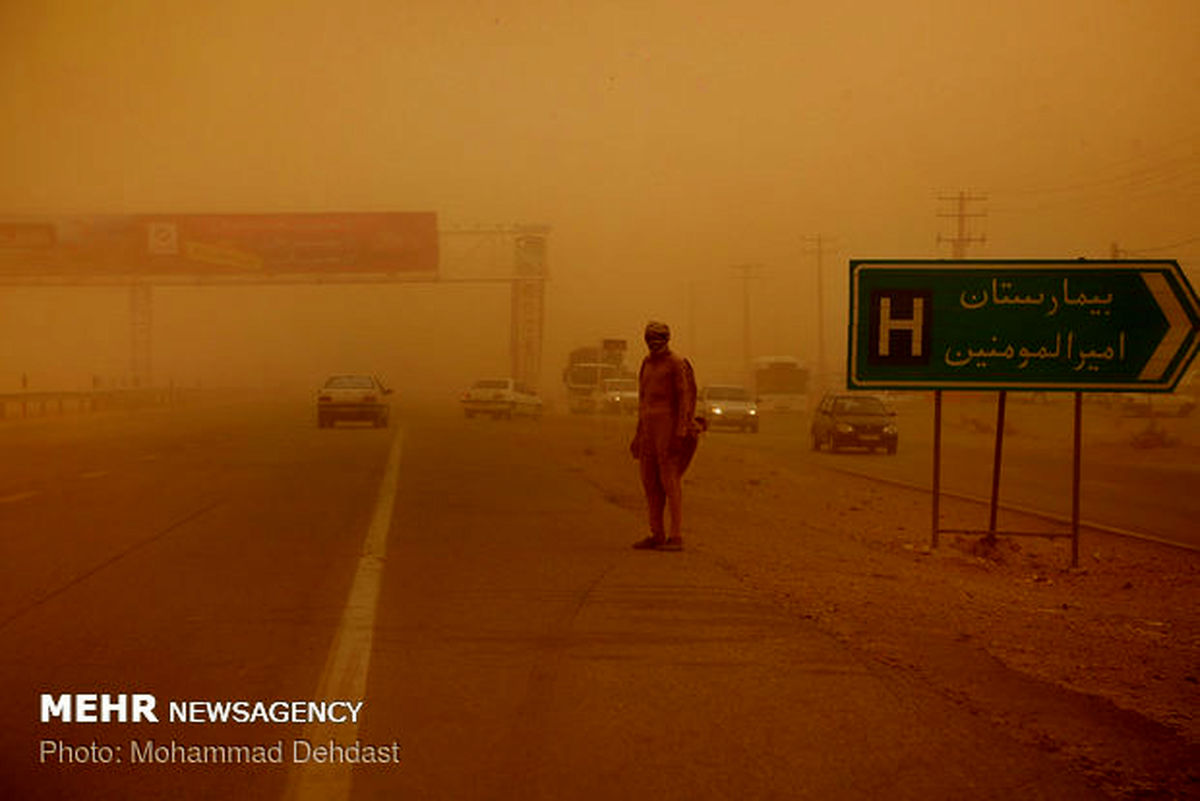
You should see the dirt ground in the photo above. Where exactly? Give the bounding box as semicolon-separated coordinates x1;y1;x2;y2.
555;411;1200;800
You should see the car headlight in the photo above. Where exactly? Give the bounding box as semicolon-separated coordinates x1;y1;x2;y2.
748;408;757;415
835;422;854;434
711;407;723;415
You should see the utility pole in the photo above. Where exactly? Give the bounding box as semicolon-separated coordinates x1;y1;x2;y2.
935;192;989;549
731;263;763;380
802;235;834;392
511;228;548;391
937;191;988;258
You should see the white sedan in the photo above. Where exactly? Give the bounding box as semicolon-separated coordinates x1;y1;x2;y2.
316;374;392;428
461;378;543;419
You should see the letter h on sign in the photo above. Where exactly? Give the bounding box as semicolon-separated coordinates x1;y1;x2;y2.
869;290;932;366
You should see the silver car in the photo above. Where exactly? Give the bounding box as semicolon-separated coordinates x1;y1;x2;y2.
461;378;543;419
698;385;759;433
601;377;638;414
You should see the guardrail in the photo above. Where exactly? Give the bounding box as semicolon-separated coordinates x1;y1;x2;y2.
0;388;181;421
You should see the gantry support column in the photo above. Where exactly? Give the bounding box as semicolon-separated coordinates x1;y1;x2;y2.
511;229;547;392
129;281;152;388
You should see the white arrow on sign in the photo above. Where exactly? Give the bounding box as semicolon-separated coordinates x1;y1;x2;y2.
1139;271;1191;381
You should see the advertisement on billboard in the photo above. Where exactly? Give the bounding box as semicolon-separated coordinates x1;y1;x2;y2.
0;213;439;280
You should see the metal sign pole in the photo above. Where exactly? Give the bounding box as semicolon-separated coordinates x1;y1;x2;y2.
1072;391;1083;568
932;389;943;549
987;390;1007;541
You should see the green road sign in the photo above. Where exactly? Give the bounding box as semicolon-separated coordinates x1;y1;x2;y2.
848;259;1200;391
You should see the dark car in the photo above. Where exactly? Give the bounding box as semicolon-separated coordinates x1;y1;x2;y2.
810;392;897;454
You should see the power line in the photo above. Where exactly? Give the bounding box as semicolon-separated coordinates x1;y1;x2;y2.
992;133;1200;198
998;155;1197;198
1122;235;1200;255
992;174;1198;215
989;136;1199;214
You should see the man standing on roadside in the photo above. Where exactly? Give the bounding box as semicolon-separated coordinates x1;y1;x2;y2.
630;321;698;551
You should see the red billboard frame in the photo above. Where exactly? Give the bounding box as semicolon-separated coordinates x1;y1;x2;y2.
0;213;439;278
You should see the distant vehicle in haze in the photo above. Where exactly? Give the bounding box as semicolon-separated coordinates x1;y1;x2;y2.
601;377;638;414
698;385;759;433
752;356;810;413
563;339;630;413
810;392;898;454
461;378;543;419
316;374;391;428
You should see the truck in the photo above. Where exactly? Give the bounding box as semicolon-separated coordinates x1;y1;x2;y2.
563;338;631;413
752;355;810;413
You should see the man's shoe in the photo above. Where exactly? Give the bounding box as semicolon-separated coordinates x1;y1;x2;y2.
659;537;684;551
632;536;665;550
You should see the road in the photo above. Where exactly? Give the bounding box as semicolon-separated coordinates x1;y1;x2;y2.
726;395;1200;550
1;395;1171;799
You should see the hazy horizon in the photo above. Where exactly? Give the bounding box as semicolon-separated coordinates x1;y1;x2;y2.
1;0;1196;397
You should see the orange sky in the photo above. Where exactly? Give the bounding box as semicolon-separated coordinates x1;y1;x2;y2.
0;0;1197;392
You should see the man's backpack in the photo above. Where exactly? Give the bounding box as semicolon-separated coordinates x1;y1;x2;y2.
679;357;703;473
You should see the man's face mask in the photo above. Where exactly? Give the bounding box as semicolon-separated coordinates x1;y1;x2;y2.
645;333;669;353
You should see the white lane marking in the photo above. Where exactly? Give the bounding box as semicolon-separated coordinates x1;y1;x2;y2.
283;427;405;801
0;491;37;504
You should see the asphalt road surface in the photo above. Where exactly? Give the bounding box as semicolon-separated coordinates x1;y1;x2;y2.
0;396;1149;799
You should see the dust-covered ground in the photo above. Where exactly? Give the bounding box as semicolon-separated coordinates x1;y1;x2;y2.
545;409;1200;800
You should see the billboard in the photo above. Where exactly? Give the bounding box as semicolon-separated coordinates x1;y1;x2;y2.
0;213;439;279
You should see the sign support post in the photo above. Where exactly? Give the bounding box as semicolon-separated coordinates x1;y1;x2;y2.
931;389;942;549
987;391;1007;540
1072;391;1083;567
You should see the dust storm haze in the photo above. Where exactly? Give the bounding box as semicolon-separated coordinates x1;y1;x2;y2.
0;0;1197;396
5;6;1200;799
